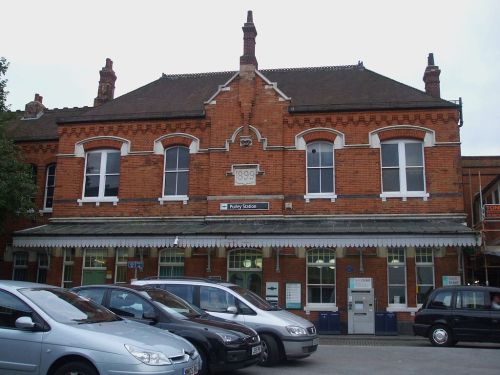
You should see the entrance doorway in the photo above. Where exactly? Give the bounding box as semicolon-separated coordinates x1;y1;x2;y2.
227;249;263;295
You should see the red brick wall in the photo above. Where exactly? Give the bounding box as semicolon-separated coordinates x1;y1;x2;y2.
47;74;463;220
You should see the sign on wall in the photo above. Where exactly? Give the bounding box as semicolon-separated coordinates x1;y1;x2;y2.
348;277;373;289
220;202;269;211
442;276;461;286
285;282;301;309
265;282;279;306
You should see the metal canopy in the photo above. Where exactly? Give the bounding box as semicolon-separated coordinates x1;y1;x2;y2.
13;218;479;249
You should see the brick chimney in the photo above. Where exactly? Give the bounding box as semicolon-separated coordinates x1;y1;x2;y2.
240;10;258;75
423;53;441;98
23;93;45;119
94;58;116;106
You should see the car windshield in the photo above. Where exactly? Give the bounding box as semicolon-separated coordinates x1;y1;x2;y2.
228;285;278;311
145;289;203;319
21;287;121;324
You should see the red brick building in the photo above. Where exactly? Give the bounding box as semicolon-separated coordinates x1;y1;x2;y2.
2;12;478;333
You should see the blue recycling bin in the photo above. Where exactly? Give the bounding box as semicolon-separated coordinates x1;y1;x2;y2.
375;312;398;335
317;311;340;334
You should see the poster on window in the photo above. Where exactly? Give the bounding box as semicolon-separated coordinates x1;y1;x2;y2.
285;283;301;309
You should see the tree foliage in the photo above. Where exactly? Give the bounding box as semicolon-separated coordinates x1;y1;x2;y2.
0;57;37;227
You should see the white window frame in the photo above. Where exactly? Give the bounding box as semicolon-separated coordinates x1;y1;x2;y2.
12;252;29;281
159;146;189;204
36;252;50;283
305;248;337;311
304;142;337;202
415;248;435;306
61;248;75;288
114;248;128;283
78;149;120;206
42;163;56;213
158;248;185;277
387;247;407;308
380;139;429;201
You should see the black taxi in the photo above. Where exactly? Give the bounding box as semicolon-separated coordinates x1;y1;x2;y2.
413;285;500;346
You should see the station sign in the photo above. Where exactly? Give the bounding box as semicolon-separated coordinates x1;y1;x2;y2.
220;202;269;211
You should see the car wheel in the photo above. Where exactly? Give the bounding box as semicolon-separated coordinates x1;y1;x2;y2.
260;334;280;367
194;345;209;375
54;361;98;375
429;325;455;347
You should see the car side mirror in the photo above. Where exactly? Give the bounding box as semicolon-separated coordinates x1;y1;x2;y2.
15;316;36;330
226;306;238;314
143;310;158;322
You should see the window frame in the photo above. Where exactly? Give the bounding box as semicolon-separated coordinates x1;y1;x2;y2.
304;141;337;202
36;252;50;284
159;146;189;204
78;149;120;205
415;248;435;306
61;248;75;288
114;248;129;283
12;252;29;281
42;163;56;212
306;248;337;310
158;248;185;277
380;139;428;200
387;247;407;307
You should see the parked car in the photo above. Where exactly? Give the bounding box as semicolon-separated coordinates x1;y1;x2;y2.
0;280;201;375
72;284;262;375
413;285;500;346
132;277;318;366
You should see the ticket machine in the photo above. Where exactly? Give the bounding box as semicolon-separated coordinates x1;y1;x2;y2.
347;278;375;334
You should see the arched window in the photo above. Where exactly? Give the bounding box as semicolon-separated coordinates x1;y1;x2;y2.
44;164;56;210
163;146;189;197
307;248;336;304
306;142;335;199
83;149;120;199
158;248;185;277
381;140;425;196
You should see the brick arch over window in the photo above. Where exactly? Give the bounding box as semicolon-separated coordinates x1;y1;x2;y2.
370;126;435;148
75;136;130;157
154;133;200;155
378;129;426;142
295;128;345;150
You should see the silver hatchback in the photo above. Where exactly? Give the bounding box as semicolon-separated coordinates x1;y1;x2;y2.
0;280;201;375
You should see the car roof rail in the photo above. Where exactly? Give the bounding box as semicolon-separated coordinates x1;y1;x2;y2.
140;276;225;283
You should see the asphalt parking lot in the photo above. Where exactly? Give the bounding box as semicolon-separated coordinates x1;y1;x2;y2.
234;336;500;375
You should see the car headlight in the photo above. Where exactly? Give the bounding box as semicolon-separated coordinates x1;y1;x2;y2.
286;325;308;336
215;332;240;344
125;344;172;366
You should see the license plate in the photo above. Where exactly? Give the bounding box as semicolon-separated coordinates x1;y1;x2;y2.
184;366;196;375
312;338;319;346
252;345;262;355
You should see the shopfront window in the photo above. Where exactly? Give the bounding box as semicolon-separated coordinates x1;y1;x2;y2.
307;248;336;304
62;248;75;288
388;247;406;305
158;248;184;277
115;248;128;283
416;248;435;305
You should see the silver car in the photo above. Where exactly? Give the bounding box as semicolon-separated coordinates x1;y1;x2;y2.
0;280;201;375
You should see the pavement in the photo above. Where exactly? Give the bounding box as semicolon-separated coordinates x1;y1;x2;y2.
319;334;428;346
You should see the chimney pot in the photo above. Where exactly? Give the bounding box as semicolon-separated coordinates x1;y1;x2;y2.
240;10;258;70
423;52;441;98
24;93;46;119
94;58;117;107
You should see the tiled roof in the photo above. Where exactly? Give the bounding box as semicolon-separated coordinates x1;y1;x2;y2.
61;65;457;123
4;64;459;140
3;107;90;142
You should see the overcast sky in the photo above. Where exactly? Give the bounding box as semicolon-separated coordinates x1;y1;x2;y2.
3;0;499;156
